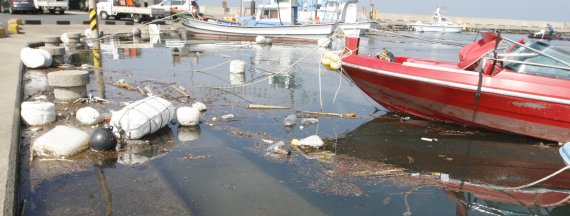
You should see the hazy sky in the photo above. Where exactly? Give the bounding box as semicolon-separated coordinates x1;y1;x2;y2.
201;0;569;22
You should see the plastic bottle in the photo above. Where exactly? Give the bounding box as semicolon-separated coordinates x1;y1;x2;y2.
283;114;297;126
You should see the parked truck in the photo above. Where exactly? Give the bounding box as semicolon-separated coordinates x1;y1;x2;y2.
96;0;167;23
34;0;68;14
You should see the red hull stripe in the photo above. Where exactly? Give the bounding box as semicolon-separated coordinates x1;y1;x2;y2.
342;62;570;105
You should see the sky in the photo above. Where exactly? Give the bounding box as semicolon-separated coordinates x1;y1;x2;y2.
200;0;570;22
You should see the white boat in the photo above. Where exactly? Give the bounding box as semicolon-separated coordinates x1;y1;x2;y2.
298;0;377;36
181;18;337;40
180;0;338;41
409;7;462;33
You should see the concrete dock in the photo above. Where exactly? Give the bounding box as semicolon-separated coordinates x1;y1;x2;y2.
0;24;127;216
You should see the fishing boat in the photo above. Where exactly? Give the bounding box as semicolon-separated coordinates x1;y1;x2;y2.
408;7;462;33
180;0;337;41
298;0;377;36
528;32;569;41
340;32;570;143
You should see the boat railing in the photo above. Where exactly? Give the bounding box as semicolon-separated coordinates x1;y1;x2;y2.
484;57;570;71
502;37;570;67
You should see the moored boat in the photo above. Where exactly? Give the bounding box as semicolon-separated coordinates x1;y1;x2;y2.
340;32;570;143
408;7;462;33
180;0;338;41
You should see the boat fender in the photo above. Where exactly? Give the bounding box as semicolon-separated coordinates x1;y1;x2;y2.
376;48;396;62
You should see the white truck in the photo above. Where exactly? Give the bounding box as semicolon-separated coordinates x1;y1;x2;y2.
34;0;68;14
96;0;167;23
148;0;190;15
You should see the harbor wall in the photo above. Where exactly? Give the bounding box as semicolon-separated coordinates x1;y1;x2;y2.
200;6;570;32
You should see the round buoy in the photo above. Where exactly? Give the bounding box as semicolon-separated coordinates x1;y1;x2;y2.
132;27;142;37
329;61;341;70
255;35;266;44
90;127;118;151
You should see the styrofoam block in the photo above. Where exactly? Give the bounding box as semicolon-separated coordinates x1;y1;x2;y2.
33;125;89;157
21;101;56;126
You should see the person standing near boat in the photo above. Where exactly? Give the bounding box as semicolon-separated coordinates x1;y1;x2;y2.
191;0;203;20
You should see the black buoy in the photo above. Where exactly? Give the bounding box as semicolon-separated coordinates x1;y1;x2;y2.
90;127;118;151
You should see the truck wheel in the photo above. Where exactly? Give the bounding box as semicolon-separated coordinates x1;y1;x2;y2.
100;11;109;20
133;15;141;23
58;9;64;15
49;9;55;14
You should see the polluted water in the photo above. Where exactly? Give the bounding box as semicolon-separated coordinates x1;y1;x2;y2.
18;31;570;216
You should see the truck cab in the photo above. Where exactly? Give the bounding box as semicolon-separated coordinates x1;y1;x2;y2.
149;0;189;15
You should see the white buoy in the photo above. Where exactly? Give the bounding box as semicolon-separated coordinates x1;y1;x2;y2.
177;107;200;126
20;47;53;69
191;102;207;112
229;60;246;74
76;107;103;125
60;33;70;44
255;35;266;44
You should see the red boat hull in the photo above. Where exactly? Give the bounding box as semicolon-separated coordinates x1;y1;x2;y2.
341;55;570;143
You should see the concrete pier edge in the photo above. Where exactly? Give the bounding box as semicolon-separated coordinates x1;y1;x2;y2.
0;25;129;216
2;61;23;216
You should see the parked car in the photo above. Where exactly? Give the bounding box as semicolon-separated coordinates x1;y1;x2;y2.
1;0;36;14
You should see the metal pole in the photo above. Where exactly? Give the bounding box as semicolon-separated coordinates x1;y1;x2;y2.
88;0;100;42
240;0;243;16
89;0;104;98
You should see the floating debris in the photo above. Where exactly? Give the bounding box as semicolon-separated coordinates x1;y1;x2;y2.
299;111;356;118
247;104;289;109
182;154;211;161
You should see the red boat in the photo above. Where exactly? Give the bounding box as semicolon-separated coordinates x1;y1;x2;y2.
340;32;570;143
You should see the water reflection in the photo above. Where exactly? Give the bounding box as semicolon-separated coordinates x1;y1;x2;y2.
333;115;570;214
118;128;176;166
176;125;202;142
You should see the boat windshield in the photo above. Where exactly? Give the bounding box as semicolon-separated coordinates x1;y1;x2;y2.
503;41;570;80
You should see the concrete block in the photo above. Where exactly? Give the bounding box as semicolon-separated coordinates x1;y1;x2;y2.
67;33;81;39
8;19;23;25
53;86;87;102
8;24;20;34
47;70;90;87
44;36;62;43
39;47;65;56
